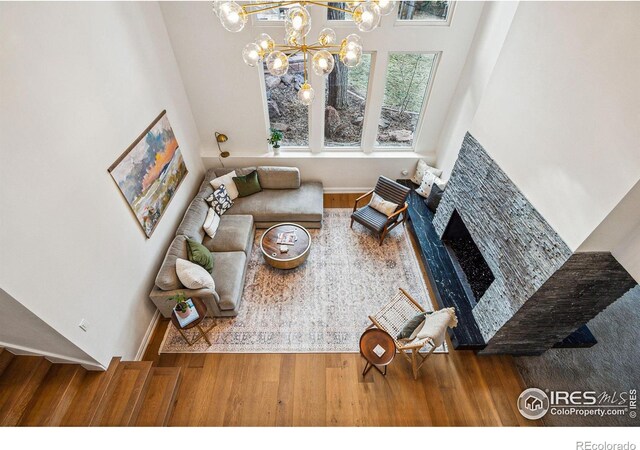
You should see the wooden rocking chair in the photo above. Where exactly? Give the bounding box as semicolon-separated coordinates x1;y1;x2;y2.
369;288;450;380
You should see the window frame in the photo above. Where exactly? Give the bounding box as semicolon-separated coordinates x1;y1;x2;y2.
373;50;441;152
394;1;456;28
322;51;376;152
258;63;312;152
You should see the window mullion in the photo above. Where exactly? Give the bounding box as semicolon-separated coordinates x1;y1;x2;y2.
362;51;388;153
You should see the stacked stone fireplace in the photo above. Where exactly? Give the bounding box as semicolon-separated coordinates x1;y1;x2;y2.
433;133;637;354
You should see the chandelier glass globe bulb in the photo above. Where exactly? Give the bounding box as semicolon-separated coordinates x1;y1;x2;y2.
376;0;397;16
298;83;315;106
212;2;222;17
345;1;360;9
286;29;302;46
265;51;289;76
353;3;381;32
219;2;247;33
340;41;363;68
255;33;275;54
318;28;337;46
242;43;262;67
344;33;362;49
284;6;312;38
312;50;335;76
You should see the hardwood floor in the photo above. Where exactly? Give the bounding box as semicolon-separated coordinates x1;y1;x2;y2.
0;193;540;427
139;193;539;427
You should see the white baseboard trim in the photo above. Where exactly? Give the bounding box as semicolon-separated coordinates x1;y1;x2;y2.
323;187;371;193
0;340;105;371
135;310;161;361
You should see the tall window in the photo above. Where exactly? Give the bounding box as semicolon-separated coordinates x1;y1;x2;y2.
325;54;372;147
376;53;436;148
397;1;450;21
255;6;286;21
263;54;309;147
326;2;349;20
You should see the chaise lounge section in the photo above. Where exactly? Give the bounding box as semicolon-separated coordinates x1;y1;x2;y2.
149;166;323;318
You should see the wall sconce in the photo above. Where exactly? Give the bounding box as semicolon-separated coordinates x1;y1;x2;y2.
215;131;229;167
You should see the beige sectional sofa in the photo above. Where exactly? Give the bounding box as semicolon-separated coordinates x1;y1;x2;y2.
149;166;323;318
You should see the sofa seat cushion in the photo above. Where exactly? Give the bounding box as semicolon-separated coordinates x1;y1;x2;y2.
156;235;188;291
212;251;247;311
352;205;389;232
203;214;254;255
226;181;323;223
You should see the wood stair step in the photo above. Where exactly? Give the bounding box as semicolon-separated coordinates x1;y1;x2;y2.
61;357;120;426
133;367;182;427
18;364;85;426
0;349;14;378
91;360;153;426
0;356;51;426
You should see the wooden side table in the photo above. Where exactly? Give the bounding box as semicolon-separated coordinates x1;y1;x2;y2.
170;297;216;346
359;328;396;377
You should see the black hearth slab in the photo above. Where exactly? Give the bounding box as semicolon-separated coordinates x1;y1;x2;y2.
398;179;486;350
553;325;597;348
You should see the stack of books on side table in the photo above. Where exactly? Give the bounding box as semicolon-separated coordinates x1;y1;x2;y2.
174;299;199;327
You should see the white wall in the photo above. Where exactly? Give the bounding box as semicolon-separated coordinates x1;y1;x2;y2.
436;1;518;178
468;1;640;251
0;2;203;368
579;180;640;282
161;1;484;188
0;288;101;369
203;152;428;191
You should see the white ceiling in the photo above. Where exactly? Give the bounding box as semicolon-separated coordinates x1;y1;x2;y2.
160;1;485;157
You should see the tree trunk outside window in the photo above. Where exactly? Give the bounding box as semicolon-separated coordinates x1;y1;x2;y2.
399;1;416;20
326;3;349;110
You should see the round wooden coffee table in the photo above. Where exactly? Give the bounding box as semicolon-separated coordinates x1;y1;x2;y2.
359;328;396;376
260;223;311;269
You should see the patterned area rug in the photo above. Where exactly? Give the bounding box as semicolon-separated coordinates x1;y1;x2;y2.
159;208;445;354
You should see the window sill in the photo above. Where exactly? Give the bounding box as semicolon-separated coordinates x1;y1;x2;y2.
202;151;423;159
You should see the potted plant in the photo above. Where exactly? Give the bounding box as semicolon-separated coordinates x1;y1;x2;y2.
267;128;283;155
171;292;191;319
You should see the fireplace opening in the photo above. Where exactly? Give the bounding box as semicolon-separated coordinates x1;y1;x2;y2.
442;209;495;304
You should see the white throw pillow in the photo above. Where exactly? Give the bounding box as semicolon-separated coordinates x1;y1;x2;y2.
202;208;221;238
416;172;446;198
210;171;238;200
176;258;215;291
411;159;443;185
416;172;436;198
369;192;398;217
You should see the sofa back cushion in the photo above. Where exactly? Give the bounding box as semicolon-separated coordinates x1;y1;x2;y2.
214;167;256;178
175;196;208;241
156;235;188;290
257;166;300;189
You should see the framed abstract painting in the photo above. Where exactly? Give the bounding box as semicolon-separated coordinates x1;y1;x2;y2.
109;110;188;238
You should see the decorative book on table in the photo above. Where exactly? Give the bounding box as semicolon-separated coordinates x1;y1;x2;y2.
277;230;298;245
174;299;199;327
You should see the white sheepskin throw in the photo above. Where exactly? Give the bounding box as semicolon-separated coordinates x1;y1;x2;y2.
416;307;458;348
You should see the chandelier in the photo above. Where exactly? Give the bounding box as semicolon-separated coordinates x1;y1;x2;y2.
212;1;398;105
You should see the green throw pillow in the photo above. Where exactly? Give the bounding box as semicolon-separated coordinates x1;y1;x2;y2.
233;170;262;198
186;238;213;272
397;312;428;340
